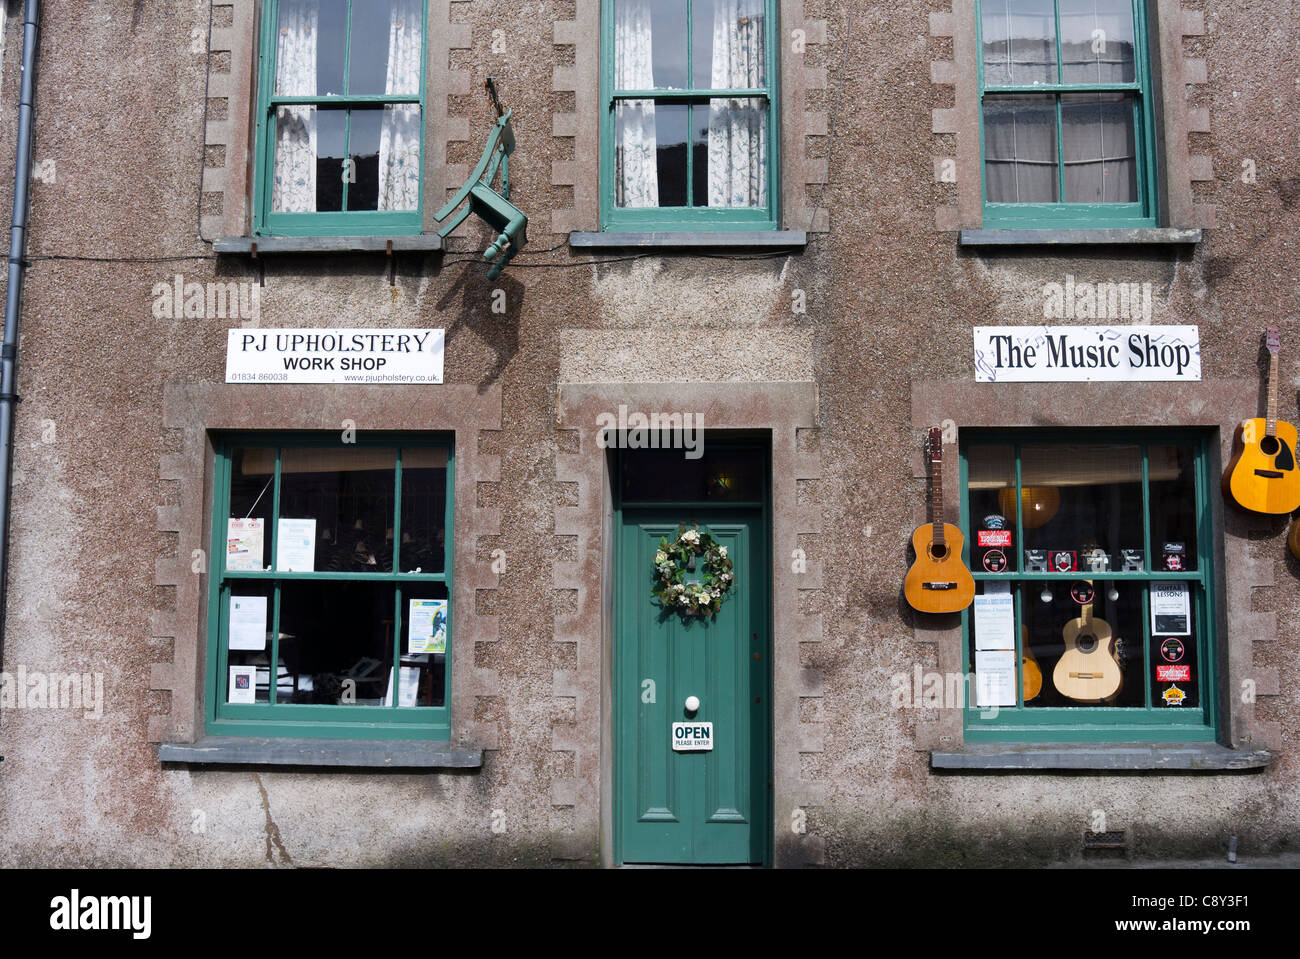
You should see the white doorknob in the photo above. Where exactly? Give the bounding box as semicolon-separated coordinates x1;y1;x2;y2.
685;696;700;712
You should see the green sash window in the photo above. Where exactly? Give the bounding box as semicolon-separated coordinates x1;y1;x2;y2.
206;434;453;739
600;0;779;231
253;0;428;236
977;0;1158;229
959;431;1217;742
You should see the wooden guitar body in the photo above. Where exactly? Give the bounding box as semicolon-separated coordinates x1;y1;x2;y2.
1053;609;1122;703
904;523;975;613
1224;417;1300;515
1021;632;1042;702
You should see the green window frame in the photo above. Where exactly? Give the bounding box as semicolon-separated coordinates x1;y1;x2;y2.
252;0;429;237
976;0;1159;229
599;0;780;232
205;433;454;740
958;430;1218;743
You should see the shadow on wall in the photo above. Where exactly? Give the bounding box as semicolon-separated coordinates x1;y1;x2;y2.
434;260;522;394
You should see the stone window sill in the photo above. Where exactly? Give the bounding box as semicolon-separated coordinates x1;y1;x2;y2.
158;736;482;769
959;228;1202;247
569;230;807;250
213;236;444;255
930;742;1274;772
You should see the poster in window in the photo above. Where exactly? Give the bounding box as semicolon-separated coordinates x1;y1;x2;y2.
408;599;448;654
228;595;268;650
227;665;257;704
275;517;317;572
1150;582;1191;636
226;517;264;571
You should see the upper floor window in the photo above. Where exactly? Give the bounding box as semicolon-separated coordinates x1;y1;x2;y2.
255;0;427;236
977;0;1158;229
601;0;778;231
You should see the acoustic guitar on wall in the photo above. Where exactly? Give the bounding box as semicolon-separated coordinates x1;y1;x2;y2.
1224;326;1300;515
904;428;975;614
1052;585;1122;703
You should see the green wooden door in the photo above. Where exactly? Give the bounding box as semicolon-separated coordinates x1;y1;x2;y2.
616;508;769;865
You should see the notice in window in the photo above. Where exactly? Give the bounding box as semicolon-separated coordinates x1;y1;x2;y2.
974;649;1016;707
228;595;268;651
226;518;264;571
227;665;257;704
408;599;448;654
1151;581;1191;636
973;589;1015;650
275;518;317;572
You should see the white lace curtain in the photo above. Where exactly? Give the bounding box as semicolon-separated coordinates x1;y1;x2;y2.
272;0;422;214
707;0;766;207
614;0;766;209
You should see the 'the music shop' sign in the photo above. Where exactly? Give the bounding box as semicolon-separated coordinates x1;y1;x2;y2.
974;326;1201;383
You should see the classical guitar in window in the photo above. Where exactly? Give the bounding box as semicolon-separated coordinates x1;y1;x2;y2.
1224;326;1300;514
904;428;975;613
1052;585;1122;704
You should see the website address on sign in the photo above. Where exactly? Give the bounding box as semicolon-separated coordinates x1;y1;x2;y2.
342;374;435;383
1114;919;1251;933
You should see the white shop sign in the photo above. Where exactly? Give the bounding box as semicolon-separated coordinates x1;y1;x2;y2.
672;722;714;752
226;328;444;384
974;326;1200;383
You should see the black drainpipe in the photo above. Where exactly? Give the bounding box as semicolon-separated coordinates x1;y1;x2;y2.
0;0;41;746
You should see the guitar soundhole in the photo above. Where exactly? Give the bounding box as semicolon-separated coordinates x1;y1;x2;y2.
929;543;949;561
1076;632;1098;654
1261;435;1280;456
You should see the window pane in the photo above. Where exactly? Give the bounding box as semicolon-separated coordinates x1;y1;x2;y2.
227;447;275;573
399;447;448;574
401;583;450;707
348;0;423;95
1023;579;1144;708
276;581;395;704
982;95;1058;203
226;583;275;704
621;447;763;503
614;0;686;90
275;0;347;96
694;0;766;90
1149;445;1198;571
967;445;1016;573
345;109;382;210
655;103;689;206
277;447;397;573
1062;93;1137;203
693;98;767;207
1019;443;1143;564
981;0;1057;87
1060;0;1135;84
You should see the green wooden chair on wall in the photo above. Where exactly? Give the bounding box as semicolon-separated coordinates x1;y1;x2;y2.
433;81;528;279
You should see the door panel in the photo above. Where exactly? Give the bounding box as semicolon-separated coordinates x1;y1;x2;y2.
616;510;768;865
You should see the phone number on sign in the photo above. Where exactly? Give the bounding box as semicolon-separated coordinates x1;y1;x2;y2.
229;372;290;381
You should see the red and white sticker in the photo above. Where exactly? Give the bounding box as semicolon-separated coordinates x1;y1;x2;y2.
977;530;1012;548
1157;665;1190;682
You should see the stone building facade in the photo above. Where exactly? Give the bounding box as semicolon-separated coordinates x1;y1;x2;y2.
0;0;1295;867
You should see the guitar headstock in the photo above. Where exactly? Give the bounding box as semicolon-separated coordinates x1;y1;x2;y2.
927;427;943;463
1265;325;1281;357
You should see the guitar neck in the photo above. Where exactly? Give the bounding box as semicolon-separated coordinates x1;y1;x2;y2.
1267;351;1279;438
931;450;945;547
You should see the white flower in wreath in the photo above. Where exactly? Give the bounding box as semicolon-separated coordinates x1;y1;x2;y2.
680;529;700;546
654;550;668;565
696;593;710;605
718;546;727;558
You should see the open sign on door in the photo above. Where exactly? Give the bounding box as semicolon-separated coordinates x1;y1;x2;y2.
672;722;713;752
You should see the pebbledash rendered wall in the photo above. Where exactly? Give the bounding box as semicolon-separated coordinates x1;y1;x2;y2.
0;0;1295;867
